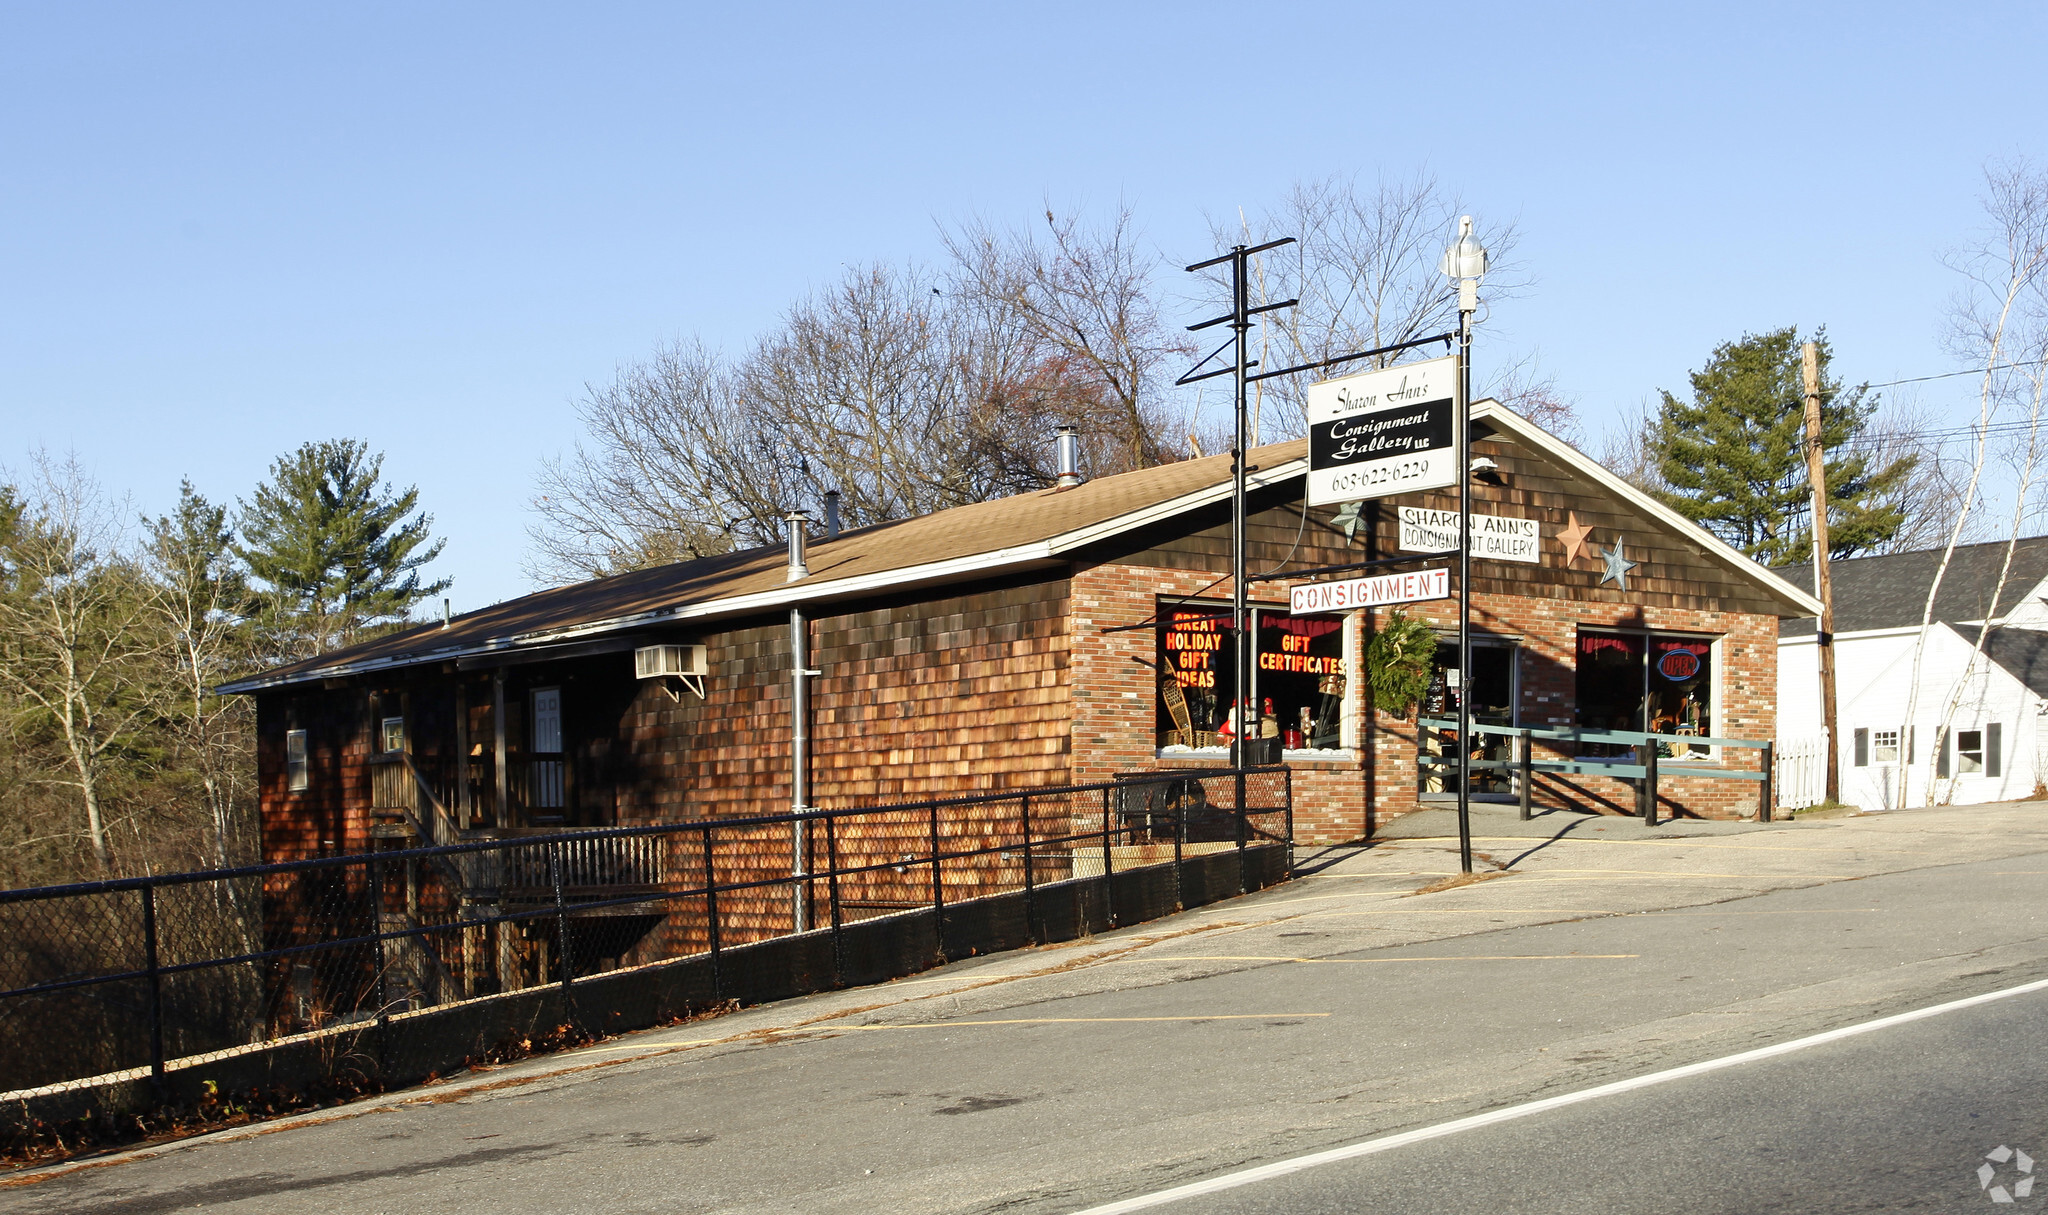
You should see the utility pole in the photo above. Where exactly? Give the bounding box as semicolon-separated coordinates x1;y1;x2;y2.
1180;238;1297;767
1802;341;1840;805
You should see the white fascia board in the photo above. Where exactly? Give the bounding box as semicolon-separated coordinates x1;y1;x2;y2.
1473;401;1825;617
220;464;1310;692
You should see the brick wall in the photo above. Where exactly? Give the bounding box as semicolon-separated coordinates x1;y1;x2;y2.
1067;562;1782;843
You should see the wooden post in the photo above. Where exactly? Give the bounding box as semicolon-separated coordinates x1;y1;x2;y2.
454;680;471;828
1803;341;1840;805
1518;729;1533;821
492;670;510;827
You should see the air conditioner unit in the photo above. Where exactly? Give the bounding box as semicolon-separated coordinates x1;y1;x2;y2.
636;644;707;680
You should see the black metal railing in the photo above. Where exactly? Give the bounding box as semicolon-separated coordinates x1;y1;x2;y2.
0;766;1290;1099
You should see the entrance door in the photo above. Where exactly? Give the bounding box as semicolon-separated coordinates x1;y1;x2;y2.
1420;639;1519;800
528;687;565;816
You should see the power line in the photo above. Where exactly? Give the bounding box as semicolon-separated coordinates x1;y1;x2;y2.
1862;356;2048;390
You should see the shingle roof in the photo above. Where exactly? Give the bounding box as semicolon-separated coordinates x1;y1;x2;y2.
222;401;1822;693
1779;536;2048;637
220;441;1303;692
1984;627;2048;697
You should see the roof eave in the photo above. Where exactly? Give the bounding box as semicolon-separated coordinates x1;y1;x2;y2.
219;460;1310;694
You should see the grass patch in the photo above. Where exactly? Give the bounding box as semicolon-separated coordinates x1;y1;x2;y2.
1410;870;1509;896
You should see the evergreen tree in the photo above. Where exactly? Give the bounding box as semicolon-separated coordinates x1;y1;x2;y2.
1650;327;1913;566
237;440;449;656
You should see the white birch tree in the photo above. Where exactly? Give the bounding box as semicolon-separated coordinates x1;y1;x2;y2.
1905;162;2048;806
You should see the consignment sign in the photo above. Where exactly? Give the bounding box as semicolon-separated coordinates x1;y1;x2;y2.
1289;568;1450;614
1305;355;1460;507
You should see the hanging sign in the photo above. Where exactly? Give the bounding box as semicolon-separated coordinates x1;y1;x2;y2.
1397;507;1541;563
1305;355;1460;507
1289;567;1449;614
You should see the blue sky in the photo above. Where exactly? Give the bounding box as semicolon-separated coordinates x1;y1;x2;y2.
3;3;2043;608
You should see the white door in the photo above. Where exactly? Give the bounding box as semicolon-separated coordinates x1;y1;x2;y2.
531;688;562;753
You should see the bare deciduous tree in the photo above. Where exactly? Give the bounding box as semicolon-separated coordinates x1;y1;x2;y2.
944;204;1194;473
1209;172;1525;440
1907;161;2048;805
528;259;1126;585
145;482;255;871
0;454;162;872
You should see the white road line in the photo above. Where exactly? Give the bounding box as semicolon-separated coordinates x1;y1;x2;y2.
1069;975;2048;1214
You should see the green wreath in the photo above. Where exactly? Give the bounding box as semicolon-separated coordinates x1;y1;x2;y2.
1367;609;1438;720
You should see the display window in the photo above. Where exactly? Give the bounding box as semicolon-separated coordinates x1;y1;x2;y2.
1574;628;1716;758
1156;602;1347;754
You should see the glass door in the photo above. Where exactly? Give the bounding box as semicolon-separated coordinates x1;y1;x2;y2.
1420;639;1519;800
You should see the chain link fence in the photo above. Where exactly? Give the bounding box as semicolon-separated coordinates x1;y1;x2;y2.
1;766;1290;1101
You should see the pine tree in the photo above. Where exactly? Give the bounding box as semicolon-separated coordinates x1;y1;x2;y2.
237;440;449;656
1650;327;1913;566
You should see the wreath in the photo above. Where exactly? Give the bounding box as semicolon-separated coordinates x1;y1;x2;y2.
1367;608;1438;720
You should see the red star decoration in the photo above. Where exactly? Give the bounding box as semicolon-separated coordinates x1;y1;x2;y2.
1558;512;1594;564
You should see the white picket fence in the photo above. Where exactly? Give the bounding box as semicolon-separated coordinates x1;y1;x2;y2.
1773;732;1830;811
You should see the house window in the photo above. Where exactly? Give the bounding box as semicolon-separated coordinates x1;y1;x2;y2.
1957;729;1985;775
286;729;309;792
1155;603;1345;752
1872;730;1899;764
1575;629;1716;757
380;716;405;754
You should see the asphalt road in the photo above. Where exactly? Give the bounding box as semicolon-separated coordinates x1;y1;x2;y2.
11;804;2048;1214
1152;985;2048;1214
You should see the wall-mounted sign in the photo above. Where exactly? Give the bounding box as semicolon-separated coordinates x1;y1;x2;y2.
1305;355;1460;507
1397;507;1541;563
1289;567;1450;615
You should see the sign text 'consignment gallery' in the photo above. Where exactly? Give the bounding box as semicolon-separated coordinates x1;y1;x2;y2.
1305;355;1460;507
1397;507;1541;563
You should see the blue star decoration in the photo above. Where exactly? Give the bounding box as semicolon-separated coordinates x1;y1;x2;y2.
1600;538;1639;590
1330;501;1365;542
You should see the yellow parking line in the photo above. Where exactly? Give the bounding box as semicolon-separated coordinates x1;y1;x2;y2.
836;1014;1330;1030
1304;908;1622;916
1390;836;1918;854
1513;869;1843;879
1122;954;1637;964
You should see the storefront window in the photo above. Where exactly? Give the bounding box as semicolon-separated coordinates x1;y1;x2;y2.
1255;612;1346;751
1575;629;1715;757
1156;603;1346;753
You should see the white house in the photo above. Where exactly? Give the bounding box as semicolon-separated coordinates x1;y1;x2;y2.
1779;537;2048;810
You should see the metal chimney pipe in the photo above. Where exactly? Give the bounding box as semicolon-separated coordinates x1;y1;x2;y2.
785;510;811;581
1055;426;1084;489
823;490;841;539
